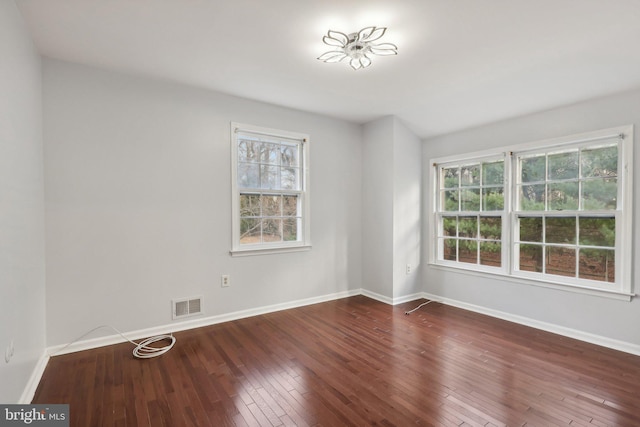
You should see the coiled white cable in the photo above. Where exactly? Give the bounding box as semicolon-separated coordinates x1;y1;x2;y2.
130;332;176;359
50;325;176;359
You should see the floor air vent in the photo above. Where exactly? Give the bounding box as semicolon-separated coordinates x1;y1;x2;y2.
172;297;202;319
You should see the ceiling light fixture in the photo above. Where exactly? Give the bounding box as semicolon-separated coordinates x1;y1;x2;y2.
317;26;398;70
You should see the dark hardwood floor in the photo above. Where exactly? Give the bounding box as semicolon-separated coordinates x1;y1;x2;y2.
33;296;640;426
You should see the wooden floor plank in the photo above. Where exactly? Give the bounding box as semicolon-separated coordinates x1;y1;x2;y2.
33;296;640;426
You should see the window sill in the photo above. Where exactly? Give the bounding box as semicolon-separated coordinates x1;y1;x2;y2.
230;245;312;257
428;262;635;301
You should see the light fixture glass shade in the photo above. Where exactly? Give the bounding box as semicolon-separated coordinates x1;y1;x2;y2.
317;26;398;70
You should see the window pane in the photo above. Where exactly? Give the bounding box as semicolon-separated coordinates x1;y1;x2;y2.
261;195;281;217
260;165;278;189
459;240;477;264
482;161;504;185
579;248;615;283
442;167;459;189
262;219;282;242
582;145;617;178
519;184;545;210
546;246;576;277
519;217;543;242
548;181;579;210
480;242;501;267
240;218;261;244
283;195;298;216
443;239;457;261
461;188;480;211
579;217;615;247
280;167;299;190
582;178;617;210
482;187;504;211
548;151;578;180
238;163;259;188
443;190;459;211
238;140;259;163
283;218;298;241
458;216;477;238
519;244;543;272
281;144;299;167
546;217;576;244
521;155;546;183
240;194;260;217
260;143;278;164
442;217;457;237
460;165;480;186
479;217;501;240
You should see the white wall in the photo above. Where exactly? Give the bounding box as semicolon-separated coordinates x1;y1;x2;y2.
0;1;46;403
362;116;422;301
422;89;640;347
43;59;363;346
392;119;422;299
362;118;394;298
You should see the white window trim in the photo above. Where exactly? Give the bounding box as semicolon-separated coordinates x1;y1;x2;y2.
433;153;509;276
429;125;634;300
230;122;311;256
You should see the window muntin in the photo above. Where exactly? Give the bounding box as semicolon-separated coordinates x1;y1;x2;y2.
436;158;506;269
239;193;301;243
231;123;310;254
516;144;618;212
237;138;301;191
431;126;632;297
513;141;619;286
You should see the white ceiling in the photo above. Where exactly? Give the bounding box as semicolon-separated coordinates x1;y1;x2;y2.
16;0;640;139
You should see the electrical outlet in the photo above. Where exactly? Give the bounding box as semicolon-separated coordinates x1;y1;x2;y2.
406;264;412;275
221;274;230;287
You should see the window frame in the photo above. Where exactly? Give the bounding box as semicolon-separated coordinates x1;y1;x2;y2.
230;122;311;256
434;154;509;274
429;125;634;299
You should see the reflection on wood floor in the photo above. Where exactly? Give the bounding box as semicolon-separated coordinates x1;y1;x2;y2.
33;295;640;426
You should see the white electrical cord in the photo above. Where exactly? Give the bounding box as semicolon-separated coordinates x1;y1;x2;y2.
50;325;176;359
130;333;176;359
404;300;437;315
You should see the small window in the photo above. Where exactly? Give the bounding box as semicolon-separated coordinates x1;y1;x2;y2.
230;123;310;256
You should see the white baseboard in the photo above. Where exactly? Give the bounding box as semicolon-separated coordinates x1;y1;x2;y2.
46;289;362;357
422;292;640;357
19;350;50;404
360;289;393;304
392;292;425;305
28;289;361;402
26;288;640;404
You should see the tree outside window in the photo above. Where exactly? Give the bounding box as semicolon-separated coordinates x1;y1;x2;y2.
432;126;632;296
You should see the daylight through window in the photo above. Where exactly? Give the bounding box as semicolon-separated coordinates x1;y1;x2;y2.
514;143;618;283
231;123;310;255
432;127;633;296
438;158;505;268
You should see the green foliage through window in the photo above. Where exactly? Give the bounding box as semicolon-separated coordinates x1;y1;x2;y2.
435;130;628;291
439;158;505;268
233;124;307;249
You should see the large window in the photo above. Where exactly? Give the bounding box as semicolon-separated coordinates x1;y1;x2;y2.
431;126;633;297
231;123;310;255
514;143;619;284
